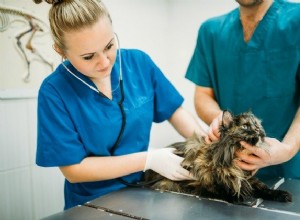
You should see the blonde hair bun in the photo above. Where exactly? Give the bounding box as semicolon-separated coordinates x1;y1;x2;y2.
33;0;63;4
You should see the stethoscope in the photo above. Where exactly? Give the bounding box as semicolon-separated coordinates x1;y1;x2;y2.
61;33;126;153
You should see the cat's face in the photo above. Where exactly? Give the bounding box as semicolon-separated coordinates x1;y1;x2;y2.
221;111;266;146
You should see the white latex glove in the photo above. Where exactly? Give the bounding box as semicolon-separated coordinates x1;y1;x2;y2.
143;148;194;181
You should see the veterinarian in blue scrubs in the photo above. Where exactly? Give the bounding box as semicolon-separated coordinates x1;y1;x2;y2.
35;0;203;210
185;0;300;179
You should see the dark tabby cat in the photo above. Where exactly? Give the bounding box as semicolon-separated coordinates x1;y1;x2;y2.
144;111;292;203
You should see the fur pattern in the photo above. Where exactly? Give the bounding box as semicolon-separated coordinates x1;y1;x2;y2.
144;111;292;203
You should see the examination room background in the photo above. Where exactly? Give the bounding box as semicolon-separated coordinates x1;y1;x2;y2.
0;0;238;219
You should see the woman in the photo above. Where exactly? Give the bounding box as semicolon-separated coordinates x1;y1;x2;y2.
34;0;204;209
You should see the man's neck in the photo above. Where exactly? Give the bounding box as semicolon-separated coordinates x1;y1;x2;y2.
239;0;274;42
240;0;274;22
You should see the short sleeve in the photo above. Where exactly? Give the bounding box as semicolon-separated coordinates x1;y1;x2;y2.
36;82;87;167
185;23;214;87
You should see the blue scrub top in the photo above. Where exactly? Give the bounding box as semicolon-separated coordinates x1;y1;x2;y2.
186;0;300;179
37;49;184;209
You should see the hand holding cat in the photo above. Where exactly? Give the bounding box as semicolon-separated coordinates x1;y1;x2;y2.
236;138;294;171
143;148;195;181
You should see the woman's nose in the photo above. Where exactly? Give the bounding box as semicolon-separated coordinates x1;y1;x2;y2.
96;53;110;69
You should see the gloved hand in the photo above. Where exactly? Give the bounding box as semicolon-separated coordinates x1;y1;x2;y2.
143;148;194;181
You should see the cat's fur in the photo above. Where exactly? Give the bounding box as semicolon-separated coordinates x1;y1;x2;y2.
144;111;292;203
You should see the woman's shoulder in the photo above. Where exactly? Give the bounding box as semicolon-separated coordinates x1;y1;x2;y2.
39;63;70;94
120;49;155;67
121;48;150;59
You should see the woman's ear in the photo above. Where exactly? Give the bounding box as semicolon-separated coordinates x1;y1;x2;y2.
52;44;65;58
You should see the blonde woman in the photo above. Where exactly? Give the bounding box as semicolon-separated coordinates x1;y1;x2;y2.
34;0;204;210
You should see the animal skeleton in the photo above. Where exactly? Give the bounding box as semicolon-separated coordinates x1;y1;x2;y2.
0;4;53;82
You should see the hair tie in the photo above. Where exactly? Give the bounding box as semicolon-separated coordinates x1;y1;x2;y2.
45;0;63;4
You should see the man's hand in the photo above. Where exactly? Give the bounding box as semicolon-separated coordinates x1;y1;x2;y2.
235;137;293;171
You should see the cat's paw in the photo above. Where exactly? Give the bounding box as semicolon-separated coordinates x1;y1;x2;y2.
276;190;292;202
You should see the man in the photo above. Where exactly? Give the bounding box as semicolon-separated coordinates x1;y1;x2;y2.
185;0;300;180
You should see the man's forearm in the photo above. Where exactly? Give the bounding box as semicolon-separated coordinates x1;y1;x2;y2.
282;107;300;156
194;91;222;124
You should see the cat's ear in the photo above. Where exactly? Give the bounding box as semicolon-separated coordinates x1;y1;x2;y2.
222;110;233;128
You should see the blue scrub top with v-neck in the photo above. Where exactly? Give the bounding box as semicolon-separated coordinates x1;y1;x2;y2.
186;0;300;180
36;49;184;209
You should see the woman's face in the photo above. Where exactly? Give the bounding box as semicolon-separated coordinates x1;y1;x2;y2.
63;16;117;81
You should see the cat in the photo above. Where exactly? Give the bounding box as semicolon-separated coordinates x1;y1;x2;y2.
144;111;292;203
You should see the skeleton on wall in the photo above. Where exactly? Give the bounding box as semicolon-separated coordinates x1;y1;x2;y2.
0;4;53;82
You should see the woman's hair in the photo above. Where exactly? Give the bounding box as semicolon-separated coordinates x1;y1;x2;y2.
33;0;112;53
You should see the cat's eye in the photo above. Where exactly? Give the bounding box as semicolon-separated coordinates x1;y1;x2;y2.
241;125;248;130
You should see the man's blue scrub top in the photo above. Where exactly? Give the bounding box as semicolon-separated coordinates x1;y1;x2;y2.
186;0;300;179
37;49;184;209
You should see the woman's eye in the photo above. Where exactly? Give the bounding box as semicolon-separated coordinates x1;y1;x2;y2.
83;55;94;60
106;43;114;50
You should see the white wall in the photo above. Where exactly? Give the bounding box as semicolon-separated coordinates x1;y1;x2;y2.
0;0;237;219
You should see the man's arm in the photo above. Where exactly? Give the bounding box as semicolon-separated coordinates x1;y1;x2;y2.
194;86;222;124
282;107;300;153
194;86;223;142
